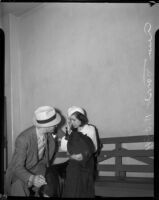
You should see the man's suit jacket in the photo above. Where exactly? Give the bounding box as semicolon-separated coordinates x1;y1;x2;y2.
5;126;56;195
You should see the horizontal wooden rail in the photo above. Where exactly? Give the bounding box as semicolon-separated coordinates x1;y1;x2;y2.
100;135;154;144
98;149;153;158
98;164;153;172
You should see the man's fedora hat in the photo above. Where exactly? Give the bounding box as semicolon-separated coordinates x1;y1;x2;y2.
33;106;61;128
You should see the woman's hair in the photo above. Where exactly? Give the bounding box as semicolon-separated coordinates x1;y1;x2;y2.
73;111;88;127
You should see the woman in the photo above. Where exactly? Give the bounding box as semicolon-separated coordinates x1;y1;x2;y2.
61;106;98;198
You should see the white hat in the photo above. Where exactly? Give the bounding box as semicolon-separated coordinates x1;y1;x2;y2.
33;106;61;128
67;106;85;117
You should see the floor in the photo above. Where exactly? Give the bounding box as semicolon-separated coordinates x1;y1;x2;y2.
95;180;154;197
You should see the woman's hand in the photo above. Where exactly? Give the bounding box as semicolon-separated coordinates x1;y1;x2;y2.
70;153;83;161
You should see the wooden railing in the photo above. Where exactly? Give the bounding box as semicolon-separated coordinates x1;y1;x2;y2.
97;135;154;182
56;135;154;197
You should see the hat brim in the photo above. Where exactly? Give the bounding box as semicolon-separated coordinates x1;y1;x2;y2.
33;113;61;128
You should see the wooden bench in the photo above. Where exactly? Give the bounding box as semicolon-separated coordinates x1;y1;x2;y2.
56;134;154;197
95;135;154;197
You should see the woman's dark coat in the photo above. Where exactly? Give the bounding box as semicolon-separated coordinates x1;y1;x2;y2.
62;131;95;198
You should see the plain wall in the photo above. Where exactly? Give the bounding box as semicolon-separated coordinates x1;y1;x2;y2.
2;13;21;163
18;3;156;135
3;3;158;169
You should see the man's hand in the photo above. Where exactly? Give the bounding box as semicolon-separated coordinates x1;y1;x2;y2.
32;175;47;188
70;153;83;161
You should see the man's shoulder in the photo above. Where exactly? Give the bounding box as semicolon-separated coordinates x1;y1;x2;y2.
18;126;36;139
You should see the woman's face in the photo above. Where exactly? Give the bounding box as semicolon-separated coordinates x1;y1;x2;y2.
69;114;81;129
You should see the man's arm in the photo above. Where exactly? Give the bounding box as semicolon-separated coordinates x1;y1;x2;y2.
14;136;47;187
13;136;34;185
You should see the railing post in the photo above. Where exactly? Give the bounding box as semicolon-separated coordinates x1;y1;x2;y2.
115;142;126;180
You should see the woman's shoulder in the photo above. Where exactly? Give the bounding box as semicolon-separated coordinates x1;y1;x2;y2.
83;124;96;135
84;124;96;131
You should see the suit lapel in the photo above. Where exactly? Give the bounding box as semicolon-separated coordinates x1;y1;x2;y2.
30;128;56;165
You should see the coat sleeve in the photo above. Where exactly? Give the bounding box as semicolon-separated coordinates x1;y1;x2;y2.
13;136;33;184
80;133;95;162
56;128;66;139
81;142;95;162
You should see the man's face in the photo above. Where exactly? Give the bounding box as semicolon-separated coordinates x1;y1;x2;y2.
45;125;57;134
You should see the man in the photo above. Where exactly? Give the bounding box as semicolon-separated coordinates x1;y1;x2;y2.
4;106;64;197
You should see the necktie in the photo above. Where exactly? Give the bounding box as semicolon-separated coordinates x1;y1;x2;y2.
38;136;46;160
